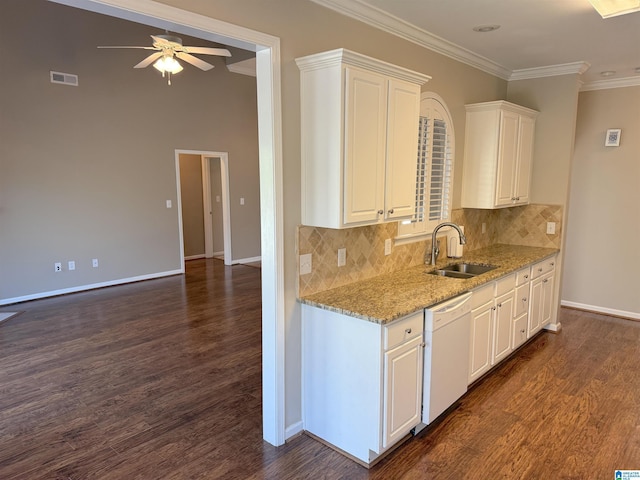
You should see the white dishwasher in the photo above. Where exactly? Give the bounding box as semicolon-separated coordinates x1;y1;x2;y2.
421;291;472;426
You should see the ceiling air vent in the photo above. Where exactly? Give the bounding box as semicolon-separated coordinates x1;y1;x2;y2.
50;71;78;86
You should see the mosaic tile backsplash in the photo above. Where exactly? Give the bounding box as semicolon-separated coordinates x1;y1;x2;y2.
298;204;562;297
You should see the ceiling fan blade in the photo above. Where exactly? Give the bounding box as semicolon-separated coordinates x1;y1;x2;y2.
134;52;164;69
182;46;231;57
176;52;214;71
97;46;158;50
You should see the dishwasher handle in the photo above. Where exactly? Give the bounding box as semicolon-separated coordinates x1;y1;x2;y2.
432;292;472;314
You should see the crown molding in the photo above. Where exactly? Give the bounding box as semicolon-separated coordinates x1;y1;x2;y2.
509;62;591;81
581;76;640;91
310;0;512;80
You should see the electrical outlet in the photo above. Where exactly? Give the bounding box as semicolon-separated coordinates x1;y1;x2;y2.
92;258;99;268
337;248;346;267
299;253;312;275
546;222;556;235
54;262;62;272
68;261;75;271
384;238;392;256
482;222;487;234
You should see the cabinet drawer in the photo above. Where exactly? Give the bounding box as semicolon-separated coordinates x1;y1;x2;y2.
496;274;516;296
472;283;494;309
514;283;529;318
515;267;531;286
384;311;423;351
531;256;556;279
512;314;528;350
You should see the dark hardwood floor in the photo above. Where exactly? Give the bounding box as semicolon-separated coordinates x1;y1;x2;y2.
1;259;639;479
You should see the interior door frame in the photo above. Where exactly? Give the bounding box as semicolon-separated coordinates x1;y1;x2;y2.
175;151;232;267
51;0;286;446
202;153;232;266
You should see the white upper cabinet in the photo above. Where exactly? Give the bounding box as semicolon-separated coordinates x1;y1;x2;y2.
461;101;538;209
296;49;430;229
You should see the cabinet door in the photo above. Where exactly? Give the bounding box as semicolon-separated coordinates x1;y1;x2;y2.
494;110;520;207
469;302;493;384
383;335;423;448
344;67;387;225
541;271;555;327
384;78;421;220
529;276;543;337
514;115;535;204
493;291;514;364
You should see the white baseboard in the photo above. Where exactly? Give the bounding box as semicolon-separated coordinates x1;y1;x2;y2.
285;420;304;440
0;269;184;306
561;300;640;321
233;255;262;265
185;254;206;261
212;250;224;257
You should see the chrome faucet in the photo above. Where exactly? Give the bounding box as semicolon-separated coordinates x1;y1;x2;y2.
428;222;467;266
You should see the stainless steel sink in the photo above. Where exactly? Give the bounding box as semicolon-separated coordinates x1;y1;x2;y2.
428;263;497;279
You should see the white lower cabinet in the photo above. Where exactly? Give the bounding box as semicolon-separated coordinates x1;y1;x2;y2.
469;275;515;384
528;255;557;337
302;305;423;466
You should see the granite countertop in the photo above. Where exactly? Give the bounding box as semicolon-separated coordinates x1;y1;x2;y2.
299;244;559;324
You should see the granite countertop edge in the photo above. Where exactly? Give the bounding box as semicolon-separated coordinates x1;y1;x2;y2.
298;244;559;324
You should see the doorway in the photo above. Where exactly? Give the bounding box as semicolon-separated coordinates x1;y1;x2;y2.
176;151;232;266
52;0;286;446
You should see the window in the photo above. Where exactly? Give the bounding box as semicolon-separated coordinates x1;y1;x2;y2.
397;92;454;240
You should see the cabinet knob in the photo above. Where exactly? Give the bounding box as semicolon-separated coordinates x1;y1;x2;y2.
538;268;543;272
522;297;527;302
377;209;384;215
388;209;394;215
524;274;529;279
550;262;555;266
543;279;548;283
405;328;412;334
521;329;526;334
497;303;502;308
492;306;497;311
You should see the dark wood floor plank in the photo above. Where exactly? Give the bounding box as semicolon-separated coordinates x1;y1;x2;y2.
1;261;640;479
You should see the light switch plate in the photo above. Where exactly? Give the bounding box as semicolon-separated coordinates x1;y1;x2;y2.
384;238;392;256
337;248;346;267
299;253;312;275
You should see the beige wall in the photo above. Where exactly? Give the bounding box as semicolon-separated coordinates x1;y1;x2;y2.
209;159;225;255
179;154;205;258
562;86;640;317
0;1;260;302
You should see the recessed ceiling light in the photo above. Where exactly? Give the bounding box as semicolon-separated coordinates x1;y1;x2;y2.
600;70;616;77
588;0;640;18
473;25;501;33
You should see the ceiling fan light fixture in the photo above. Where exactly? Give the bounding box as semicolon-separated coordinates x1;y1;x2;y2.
588;0;640;18
153;55;183;74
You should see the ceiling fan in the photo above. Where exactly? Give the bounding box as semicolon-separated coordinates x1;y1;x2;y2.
98;34;232;84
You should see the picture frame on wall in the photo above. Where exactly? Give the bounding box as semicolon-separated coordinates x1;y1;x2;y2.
605;128;621;147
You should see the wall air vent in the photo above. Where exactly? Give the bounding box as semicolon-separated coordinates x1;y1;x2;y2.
50;71;78;86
